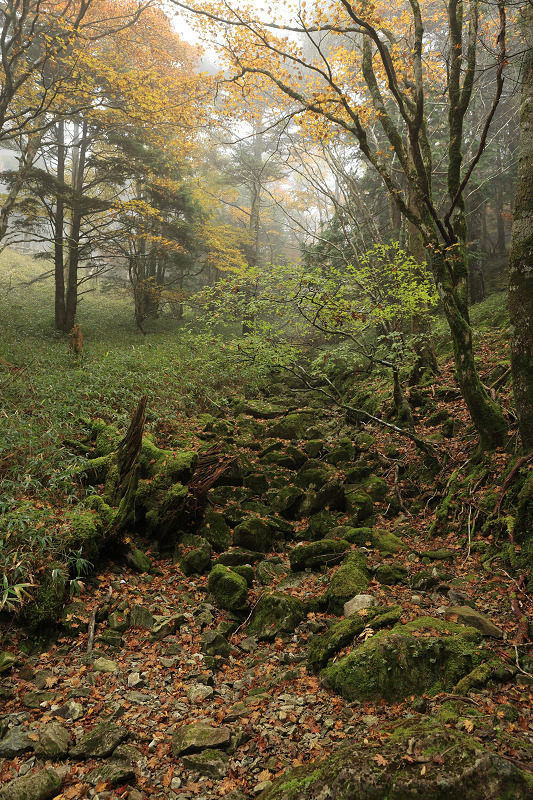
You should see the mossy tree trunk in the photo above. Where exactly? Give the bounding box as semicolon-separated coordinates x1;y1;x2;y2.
509;4;533;452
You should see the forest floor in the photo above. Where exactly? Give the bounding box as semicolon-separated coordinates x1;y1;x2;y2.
1;352;533;800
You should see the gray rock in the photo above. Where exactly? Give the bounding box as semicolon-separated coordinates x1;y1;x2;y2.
245;592;305;641
86;764;135;786
0;652;16;674
200;630;231;658
344;594;379;617
52;700;84;721
0;727;33;758
181;749;229;778
34;722;71;759
187;684;214;703
129;605;155;629
92;657;118;673
0;767;61;800
21;691;55;709
70;721;128;759
444;606;504;638
124;547;152;573
148;615;180;641
171;723;231;756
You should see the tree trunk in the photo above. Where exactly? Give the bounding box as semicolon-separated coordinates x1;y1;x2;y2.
64;121;89;331
434;249;508;448
509;4;533;451
54;121;66;330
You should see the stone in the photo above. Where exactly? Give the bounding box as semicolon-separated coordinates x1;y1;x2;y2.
70;721;128;759
92;657;118;673
289;539;349;572
326;438;355;465
0;727;33;758
233;518;273;553
307;606;402;673
321;617;487;702
0;767;61;800
86;764;135;786
256;560;287;586
148;615;180;641
217;548;264;566
198;511;232;552
129;605;155;629
344;488;373;521
124;547;152;573
374;563;409;585
268;412;315;440
326;552;370;615
245;592;305;641
256;718;533;800
179;536;212;576
171;723;231;756
187;684;215;703
181;749;229;778
208;565;249;612
0;651;16;673
362;475;389;501
21;691;55;709
108;611;130;632
201;630;231;658
444;606;504;638
34;722;71;759
270;486;304;518
53;700;84;721
344;594;379;617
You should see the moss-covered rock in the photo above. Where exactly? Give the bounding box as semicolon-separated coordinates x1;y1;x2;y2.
321;617;486;702
374;562;409;585
177;535;212;576
343;527;407;554
256;559;288;586
270;486;304;518
307;605;402;672
217;548;265;566
261;447;307;470
294;462;335;490
326;438;355;465
325;552;371;615
24;563;68;631
344;488;373;521
245;592;305;640
124;547;152;573
268;412;315;440
256;717;533;800
0;767;62;800
362;475;389;501
231;564;255;586
289;539;350;572
233;518;273;552
208;565;249;612
197;511;232;552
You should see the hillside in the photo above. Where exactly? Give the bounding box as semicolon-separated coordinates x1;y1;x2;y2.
0;252;532;800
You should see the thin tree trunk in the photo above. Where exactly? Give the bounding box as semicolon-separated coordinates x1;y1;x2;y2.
509;4;533;451
54;120;66;330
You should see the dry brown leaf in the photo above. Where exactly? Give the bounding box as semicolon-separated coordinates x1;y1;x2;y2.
374;754;388;766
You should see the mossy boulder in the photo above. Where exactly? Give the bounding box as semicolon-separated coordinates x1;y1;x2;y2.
124;547;152;573
271;486;304;518
177;535;212;576
343;527;407;554
303;511;339;541
294;462;335;490
297;480;346;517
198;512;232;552
208;565;249;612
289;539;350;572
24;563;68;631
217;548;265;566
326;438;355;465
256;559;288;586
374;562;409;585
307;605;402;672
268;412;315;440
0;767;62;800
261;447;307;470
256;717;533;800
325;552;371;615
231;564;255;587
321;617;486;702
245;592;305;640
344;488;373;521
362;475;389;501
233;518;273;553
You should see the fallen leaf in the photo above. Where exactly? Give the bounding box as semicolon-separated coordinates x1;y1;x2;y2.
374;754;388;766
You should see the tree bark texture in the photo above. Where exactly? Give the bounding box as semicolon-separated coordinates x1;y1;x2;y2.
509;5;533;451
